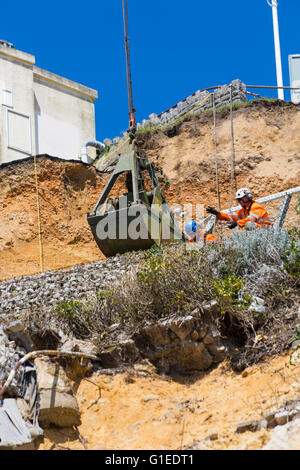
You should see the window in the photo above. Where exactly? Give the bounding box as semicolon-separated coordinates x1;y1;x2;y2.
7;109;32;155
2;89;13;108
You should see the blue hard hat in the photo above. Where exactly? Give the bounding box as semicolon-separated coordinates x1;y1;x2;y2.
185;220;197;235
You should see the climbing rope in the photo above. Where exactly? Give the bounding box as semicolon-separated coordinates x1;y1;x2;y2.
229;85;236;207
212;93;221;210
33;155;44;273
149;162;156;188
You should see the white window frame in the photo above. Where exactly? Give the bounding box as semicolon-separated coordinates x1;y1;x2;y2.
2;89;13;108
6;109;32;155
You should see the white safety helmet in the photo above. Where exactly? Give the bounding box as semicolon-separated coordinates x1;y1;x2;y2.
235;188;253;200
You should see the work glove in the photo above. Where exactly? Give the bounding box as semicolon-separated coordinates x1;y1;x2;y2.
206;206;220;216
227;221;238;229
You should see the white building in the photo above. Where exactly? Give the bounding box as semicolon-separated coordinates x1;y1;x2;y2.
0;41;98;164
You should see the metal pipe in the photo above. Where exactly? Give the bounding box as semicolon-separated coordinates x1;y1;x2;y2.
267;0;284;100
246;85;300;90
81;140;105;164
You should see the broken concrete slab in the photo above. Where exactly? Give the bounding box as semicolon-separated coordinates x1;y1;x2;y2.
0;398;42;449
0;327;26;397
34;357;80;428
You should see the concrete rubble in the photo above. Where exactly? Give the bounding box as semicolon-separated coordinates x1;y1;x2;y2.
236;399;300;435
0;298;230;448
0;324;81;449
34;357;80;428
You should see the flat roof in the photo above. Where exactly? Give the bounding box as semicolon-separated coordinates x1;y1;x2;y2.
0;45;98;101
33;67;98;101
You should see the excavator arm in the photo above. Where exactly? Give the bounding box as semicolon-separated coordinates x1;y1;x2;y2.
87;143;185;257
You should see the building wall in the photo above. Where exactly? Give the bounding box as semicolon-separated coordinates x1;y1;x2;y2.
33;68;97;159
0;48;36;163
0;45;98;164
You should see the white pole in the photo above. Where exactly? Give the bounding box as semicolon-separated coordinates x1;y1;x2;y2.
267;0;284;100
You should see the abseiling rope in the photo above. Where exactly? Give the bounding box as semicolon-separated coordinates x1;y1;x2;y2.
229;85;236;207
212;93;221;210
33;155;44;273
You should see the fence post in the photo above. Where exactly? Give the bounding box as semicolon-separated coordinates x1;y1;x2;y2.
274;194;292;230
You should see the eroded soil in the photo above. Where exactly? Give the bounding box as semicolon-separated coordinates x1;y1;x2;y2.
0;100;299;280
38;353;300;450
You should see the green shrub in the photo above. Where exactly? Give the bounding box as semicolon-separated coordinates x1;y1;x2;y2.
54;300;94;338
213;274;251;314
283;240;300;279
56;300;83;319
296;197;300;215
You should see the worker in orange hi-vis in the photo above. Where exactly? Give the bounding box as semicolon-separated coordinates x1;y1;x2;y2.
206;188;272;231
185;220;217;244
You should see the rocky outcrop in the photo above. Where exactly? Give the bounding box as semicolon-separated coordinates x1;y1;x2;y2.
236;399;300;435
133;302;226;374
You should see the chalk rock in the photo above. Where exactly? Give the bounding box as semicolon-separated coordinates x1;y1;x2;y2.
263;418;300;450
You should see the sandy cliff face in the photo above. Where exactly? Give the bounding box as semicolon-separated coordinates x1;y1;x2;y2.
0;158;107;279
0;100;299;280
135;100;300;210
0;100;299;450
38;353;300;450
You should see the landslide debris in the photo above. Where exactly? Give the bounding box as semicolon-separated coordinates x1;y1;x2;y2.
0;100;299;450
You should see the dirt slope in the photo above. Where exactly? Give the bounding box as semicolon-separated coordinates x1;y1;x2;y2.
0;100;299;451
0;157;108;279
0;100;299;280
0;101;299;280
38;353;300;450
136;100;300;213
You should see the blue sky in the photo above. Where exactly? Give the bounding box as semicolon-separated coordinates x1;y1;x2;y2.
1;1;300;142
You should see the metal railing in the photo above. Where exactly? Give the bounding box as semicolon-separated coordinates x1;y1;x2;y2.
205;186;300;233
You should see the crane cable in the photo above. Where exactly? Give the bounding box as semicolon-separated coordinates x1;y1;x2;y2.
122;0;136;134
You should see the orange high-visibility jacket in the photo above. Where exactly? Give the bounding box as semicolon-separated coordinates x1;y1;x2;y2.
217;201;272;228
189;229;217;243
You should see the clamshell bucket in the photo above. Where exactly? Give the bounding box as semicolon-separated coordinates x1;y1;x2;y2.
87;143;185;257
